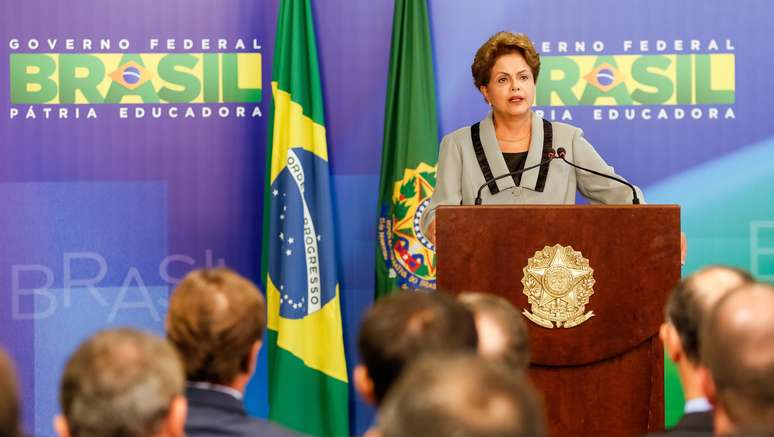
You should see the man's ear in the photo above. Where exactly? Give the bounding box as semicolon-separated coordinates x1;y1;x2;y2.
162;395;188;437
699;366;717;406
363;425;383;437
248;340;263;375
53;415;70;437
660;322;683;364
699;366;735;435
354;364;376;405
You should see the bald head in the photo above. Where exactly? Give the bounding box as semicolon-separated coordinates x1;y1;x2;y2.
687;266;753;308
701;282;774;429
666;265;753;364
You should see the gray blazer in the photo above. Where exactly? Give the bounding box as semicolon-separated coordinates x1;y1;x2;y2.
420;111;644;233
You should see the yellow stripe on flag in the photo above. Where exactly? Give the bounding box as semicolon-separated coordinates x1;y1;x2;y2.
270;82;329;183
267;275;348;383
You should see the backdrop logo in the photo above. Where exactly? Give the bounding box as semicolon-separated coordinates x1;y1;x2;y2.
10;53;261;104
584;63;623;92
109;61;150;90
535;53;735;121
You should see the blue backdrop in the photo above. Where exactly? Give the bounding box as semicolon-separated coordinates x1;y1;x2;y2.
1;1;773;435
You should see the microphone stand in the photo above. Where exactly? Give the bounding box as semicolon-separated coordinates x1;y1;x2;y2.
556;148;640;205
474;153;555;205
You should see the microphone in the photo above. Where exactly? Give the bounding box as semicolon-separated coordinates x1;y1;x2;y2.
555;147;640;204
474;150;556;205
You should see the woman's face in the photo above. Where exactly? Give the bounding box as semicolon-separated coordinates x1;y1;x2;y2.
479;52;535;119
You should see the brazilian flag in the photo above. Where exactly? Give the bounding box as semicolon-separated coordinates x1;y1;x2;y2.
376;0;440;298
262;0;349;435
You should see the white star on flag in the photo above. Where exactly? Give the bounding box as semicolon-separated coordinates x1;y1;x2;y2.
272;189;279;196
288;237;295;244
279;232;284;240
286;249;292;256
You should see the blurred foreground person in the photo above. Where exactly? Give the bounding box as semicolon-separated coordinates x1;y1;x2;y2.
167;268;302;437
0;347;22;437
649;266;753;437
378;353;545;437
701;282;774;435
459;292;530;372
55;328;186;437
355;290;477;406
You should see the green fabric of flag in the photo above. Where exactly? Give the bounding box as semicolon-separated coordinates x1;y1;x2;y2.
262;0;349;436
376;0;440;298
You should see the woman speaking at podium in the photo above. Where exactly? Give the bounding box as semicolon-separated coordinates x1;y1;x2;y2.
421;32;644;242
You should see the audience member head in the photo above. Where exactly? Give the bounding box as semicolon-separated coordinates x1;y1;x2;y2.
459;292;530;372
701;282;774;434
378;353;545;437
166;268;266;390
661;265;753;367
55;328;186;437
0;347;21;437
355;290;478;405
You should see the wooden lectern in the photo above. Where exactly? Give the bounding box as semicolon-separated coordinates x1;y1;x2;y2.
436;205;680;437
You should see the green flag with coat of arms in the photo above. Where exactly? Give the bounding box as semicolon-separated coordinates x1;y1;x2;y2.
376;0;440;298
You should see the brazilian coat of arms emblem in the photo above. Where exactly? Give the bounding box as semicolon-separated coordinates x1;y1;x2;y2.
378;163;437;289
521;244;595;329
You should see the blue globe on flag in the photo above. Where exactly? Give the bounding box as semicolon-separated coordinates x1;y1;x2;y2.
267;147;338;320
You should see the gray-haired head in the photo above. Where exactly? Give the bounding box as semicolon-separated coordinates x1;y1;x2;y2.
58;328;185;437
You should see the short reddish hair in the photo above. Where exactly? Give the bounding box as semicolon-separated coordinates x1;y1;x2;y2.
472;32;541;88
166;268;265;384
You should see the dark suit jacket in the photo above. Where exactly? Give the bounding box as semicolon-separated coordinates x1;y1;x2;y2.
645;411;713;437
185;386;306;437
